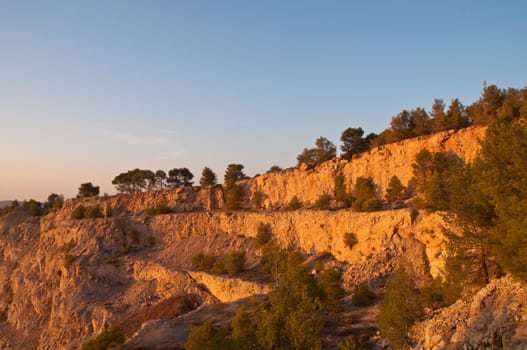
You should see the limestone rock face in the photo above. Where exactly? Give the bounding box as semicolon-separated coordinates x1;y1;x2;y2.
187;271;270;302
245;127;485;209
0;207;451;348
411;275;527;350
148;209;447;284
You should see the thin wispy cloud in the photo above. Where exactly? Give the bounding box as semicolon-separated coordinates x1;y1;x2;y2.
114;131;171;146
103;129;176;146
154;150;189;161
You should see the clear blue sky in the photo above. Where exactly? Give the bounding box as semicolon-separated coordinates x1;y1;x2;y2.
1;1;526;201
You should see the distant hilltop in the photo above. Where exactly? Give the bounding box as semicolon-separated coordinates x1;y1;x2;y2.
0;200;13;208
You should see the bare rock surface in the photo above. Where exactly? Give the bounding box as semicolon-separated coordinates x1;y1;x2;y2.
411;275;527;350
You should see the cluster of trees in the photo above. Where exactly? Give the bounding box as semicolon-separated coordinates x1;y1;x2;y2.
77;182;100;198
297;85;524;168
191;251;246;276
71;204;106;219
110;166;221;195
408;109;527;284
111;168;193;194
0;193;65;217
186;245;345;350
297;137;337;168
280;173;400;213
377;90;527;349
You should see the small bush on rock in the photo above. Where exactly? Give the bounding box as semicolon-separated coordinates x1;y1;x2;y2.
343;233;358;249
192;253;217;271
313;194;332;210
255;222;272;246
71;205;85;219
192;251;246;276
82;325;124;350
145;199;172;215
185;322;230;350
339;336;364;350
285;196;302;211
84;205;103;219
352;284;376;306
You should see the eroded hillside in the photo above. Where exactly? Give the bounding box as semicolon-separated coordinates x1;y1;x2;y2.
1;126;525;350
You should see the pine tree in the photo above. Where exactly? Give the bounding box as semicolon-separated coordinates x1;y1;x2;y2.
297;137;336;168
410;108;431;136
377;266;422;350
340;127;369;159
446;98;467;130
385;175;406;203
431;98;448;132
167;168;194;188
473;114;527;280
199;167;217;187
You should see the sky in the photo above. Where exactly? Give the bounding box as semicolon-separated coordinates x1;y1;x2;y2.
1;1;526;201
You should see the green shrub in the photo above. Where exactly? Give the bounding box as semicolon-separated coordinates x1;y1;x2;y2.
224;182;240;211
352;284;376;306
84;205;103;219
230;304;261;349
258;250;325;350
352;177;382;212
343;233;358;249
285;195;302;211
260;241;287;277
251;190;265;209
385;175;407;203
211;258;227;274
313;194;332;210
193;251;246;276
71;205;86;219
334;174;354;207
26;199;43;216
316;268;345;313
255;222;272;246
191;253;217;271
64;254;76;268
223;250;246;276
82;325;124;350
155;198;172;214
339;336;364;350
185;322;230;350
419;276;458;310
377;266;422;350
145;198;172;215
361;197;382;212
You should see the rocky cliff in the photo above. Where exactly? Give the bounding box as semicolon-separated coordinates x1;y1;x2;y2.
1;125;524;350
55;126;485;218
411;275;527;350
245;126;485;209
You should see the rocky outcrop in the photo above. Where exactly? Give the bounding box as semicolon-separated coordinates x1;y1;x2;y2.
149;208;449;283
244;126;485;209
54;127;485;219
187;271;270;302
411;275;527;350
0;204;448;349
